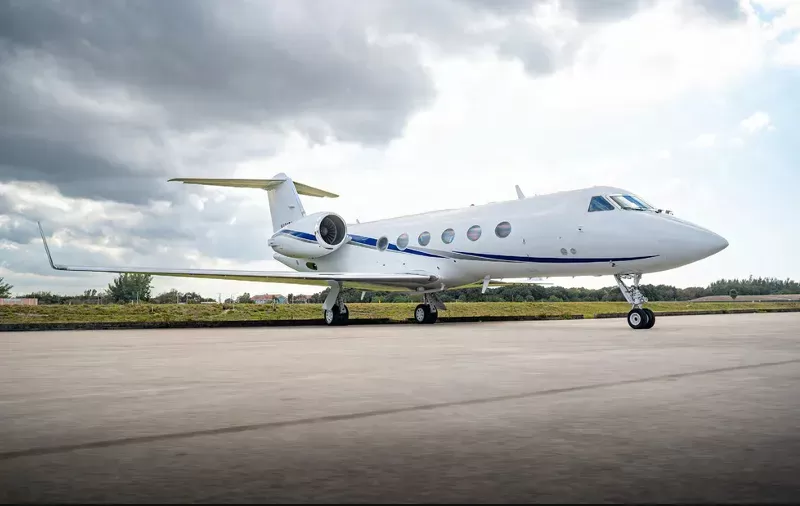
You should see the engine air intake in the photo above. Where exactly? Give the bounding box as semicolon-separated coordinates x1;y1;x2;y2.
319;214;346;246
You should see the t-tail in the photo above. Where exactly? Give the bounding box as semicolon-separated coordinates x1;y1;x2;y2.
168;173;338;232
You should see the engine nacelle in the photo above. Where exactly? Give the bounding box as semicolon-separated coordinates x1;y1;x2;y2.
268;212;348;259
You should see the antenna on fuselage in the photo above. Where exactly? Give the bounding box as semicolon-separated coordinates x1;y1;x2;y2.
515;185;525;200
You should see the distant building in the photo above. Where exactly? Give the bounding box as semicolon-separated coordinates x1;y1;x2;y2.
252;294;287;304
0;298;38;306
292;294;312;304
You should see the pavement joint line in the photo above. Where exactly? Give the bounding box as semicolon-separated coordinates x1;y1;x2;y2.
2;357;798;461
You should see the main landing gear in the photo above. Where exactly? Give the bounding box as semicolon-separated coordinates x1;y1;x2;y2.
322;281;349;326
321;282;447;326
615;274;656;330
414;292;446;324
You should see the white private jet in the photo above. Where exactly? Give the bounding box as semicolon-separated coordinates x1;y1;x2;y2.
38;173;728;329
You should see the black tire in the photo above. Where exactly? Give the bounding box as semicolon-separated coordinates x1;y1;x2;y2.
627;308;648;329
324;304;349;326
425;310;438;324
414;304;430;324
643;308;655;329
324;306;337;326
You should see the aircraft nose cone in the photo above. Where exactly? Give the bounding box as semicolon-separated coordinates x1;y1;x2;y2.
706;231;729;255
655;216;728;268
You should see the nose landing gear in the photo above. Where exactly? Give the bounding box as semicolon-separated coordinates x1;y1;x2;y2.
626;307;655;330
615;274;656;330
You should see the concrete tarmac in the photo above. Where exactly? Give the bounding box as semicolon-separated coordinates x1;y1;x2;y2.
1;313;799;503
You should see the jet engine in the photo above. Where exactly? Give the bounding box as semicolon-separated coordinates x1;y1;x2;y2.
268;212;349;259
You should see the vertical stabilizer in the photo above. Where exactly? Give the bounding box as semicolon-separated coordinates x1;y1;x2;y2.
266;173;306;232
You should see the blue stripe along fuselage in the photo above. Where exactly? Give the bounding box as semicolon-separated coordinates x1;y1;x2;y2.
348;234;444;258
281;230;658;264
452;251;659;264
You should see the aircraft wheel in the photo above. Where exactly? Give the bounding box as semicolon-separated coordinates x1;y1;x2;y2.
324;307;336;326
627;308;649;330
324;304;349;326
643;308;655;329
414;304;430;324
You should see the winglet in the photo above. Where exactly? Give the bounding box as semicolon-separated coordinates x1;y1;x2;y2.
37;222;59;270
515;185;525;200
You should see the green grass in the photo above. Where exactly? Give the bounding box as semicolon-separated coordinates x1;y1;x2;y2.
2;301;800;324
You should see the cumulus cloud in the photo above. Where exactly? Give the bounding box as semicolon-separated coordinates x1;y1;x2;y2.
740;111;773;133
685;0;745;20
691;133;718;148
0;0;754;201
0;0;783;295
756;0;800;65
0;0;437;142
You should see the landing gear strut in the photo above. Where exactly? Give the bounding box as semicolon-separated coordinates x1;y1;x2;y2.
322;281;349;326
414;292;446;324
615;274;656;330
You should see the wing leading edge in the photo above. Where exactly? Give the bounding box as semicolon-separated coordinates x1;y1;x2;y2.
37;223;437;291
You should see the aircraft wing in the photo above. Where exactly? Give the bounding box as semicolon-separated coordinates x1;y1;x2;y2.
38;224;437;291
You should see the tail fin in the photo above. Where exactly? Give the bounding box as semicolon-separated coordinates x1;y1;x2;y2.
169;173;338;232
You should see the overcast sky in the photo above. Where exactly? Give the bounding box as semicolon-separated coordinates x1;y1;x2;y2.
1;0;798;297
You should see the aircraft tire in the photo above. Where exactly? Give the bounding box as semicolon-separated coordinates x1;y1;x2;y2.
414;304;430;324
425;310;438;324
323;307;336;326
627;308;648;329
643;308;655;329
324;304;349;326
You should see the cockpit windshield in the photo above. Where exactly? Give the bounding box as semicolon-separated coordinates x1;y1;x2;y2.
588;196;615;212
609;195;653;211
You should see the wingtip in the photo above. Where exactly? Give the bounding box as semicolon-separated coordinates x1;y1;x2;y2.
37;222;57;270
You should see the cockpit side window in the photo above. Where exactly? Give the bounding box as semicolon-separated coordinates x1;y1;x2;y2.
623;195;652;210
588;196;615;212
610;194;652;211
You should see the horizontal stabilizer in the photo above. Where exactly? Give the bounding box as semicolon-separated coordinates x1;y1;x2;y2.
168;178;339;198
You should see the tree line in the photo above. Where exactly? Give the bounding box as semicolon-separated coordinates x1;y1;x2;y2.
3;274;797;305
304;276;800;304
